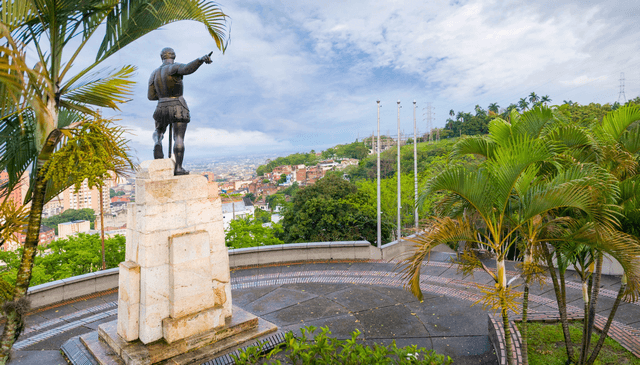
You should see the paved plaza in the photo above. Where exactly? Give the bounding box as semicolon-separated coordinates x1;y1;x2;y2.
6;252;640;364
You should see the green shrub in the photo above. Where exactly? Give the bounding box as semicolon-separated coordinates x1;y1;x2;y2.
231;325;452;365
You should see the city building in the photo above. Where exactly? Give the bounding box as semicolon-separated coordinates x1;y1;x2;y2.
58;220;91;239
4;225;55;251
221;197;255;230
60;178;113;214
0;170;30;208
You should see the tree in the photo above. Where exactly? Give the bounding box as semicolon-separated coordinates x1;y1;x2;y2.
488;103;500;114
0;0;229;360
449;109;455;117
528;92;539;105
540;95;551;106
279;174;389;244
518;98;529;111
0;233;125;287
41;208;96;235
224;218;283;248
400;107;616;365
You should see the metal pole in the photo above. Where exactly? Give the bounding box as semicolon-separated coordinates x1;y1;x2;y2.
397;100;401;240
376;100;381;248
413;101;418;229
168;123;173;159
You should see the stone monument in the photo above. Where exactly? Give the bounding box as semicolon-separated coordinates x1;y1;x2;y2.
80;159;276;365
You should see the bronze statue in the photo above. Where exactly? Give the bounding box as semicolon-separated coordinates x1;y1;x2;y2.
148;47;213;175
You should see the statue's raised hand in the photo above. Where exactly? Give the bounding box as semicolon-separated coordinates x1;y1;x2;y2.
200;51;213;64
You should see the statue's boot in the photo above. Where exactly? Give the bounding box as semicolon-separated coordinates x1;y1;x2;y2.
174;150;189;175
153;144;164;159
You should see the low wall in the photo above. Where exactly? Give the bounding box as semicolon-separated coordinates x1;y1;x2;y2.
26;240;392;310
27;268;119;309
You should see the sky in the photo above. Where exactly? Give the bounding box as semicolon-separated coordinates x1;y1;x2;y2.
86;0;640;161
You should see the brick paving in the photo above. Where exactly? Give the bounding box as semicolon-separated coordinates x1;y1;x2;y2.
6;258;640;364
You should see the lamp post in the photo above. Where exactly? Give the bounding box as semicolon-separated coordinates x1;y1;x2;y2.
413;100;418;229
397;100;401;240
376;100;381;248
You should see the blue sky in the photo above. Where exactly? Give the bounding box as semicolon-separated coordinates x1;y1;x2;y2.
90;0;640;160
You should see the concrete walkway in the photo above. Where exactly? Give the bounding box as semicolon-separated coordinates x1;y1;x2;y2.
6;253;640;364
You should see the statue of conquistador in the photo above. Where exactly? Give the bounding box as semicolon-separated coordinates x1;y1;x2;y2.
148;47;212;175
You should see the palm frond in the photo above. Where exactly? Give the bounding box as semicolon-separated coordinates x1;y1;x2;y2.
96;0;229;62
514;106;555;139
601;105;640;141
452;135;495;159
61;65;136;110
397;217;475;301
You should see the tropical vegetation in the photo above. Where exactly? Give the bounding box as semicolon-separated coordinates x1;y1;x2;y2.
231;325;452;365
0;0;229;360
399;105;640;365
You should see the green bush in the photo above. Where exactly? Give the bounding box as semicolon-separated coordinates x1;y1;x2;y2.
231;326;452;365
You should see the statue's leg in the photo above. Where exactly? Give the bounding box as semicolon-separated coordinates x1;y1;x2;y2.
153;122;167;159
173;122;189;175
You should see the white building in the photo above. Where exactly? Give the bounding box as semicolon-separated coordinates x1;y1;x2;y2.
221;197;255;230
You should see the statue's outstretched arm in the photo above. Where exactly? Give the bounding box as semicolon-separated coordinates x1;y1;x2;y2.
177;53;212;75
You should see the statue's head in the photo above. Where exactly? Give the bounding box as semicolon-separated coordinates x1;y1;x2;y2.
160;47;176;61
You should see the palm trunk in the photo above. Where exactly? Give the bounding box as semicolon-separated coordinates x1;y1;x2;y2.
542;244;574;361
521;251;533;365
584;253;602;358
497;259;515;365
579;279;590;364
99;186;106;270
585;274;626;365
521;281;530;365
0;169;47;364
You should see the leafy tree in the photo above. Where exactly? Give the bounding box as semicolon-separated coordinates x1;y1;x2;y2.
254;208;272;224
0;233;125;287
488;103;500;114
109;188;116;198
225;218;283;248
41;208;96;235
279;174;390;244
278;174;287;184
0;0;229;360
257;152;319;175
245;192;256;202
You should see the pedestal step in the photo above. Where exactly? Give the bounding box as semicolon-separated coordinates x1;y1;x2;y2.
76;307;277;365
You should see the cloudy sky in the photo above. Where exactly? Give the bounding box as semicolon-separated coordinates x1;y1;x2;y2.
91;0;640;161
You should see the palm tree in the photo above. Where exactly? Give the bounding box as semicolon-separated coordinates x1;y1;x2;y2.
488;103;500;114
0;1;229;361
400;108;613;365
449;109;455;117
541;95;551;106
528;92;539;105
518;98;529;111
563;100;574;106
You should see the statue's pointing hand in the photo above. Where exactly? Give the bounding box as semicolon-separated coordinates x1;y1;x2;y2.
200;51;213;64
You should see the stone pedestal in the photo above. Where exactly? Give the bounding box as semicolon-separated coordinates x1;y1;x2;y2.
119;159;231;344
75;159;277;365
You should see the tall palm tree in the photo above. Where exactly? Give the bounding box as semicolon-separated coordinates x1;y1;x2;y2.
0;1;229;361
488;103;500;114
449;109;455;117
540;95;551;106
518;98;529;111
400;108;614;365
528;92;539;105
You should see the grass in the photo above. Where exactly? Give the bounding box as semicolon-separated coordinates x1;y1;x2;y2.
516;321;640;365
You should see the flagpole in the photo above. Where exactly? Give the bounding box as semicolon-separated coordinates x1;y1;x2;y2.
397;100;401;240
376;100;382;248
